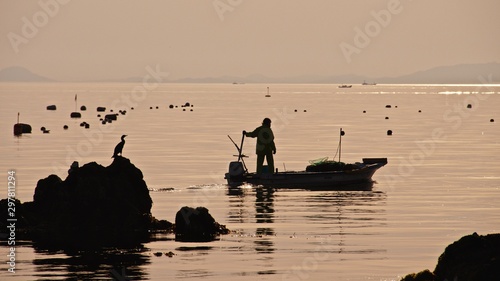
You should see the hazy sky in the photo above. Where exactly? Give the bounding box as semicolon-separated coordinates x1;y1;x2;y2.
1;0;499;81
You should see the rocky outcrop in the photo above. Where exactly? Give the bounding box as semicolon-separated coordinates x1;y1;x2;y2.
0;157;171;248
401;233;500;281
174;206;229;242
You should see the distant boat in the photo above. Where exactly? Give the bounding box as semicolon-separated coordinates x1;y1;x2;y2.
338;84;352;88
362;80;377;85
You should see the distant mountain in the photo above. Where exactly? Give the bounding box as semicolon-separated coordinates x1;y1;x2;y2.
166;62;500;84
0;66;52;82
1;62;499;84
377;62;500;84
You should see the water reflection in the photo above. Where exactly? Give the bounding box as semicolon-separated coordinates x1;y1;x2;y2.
255;187;275;256
227;185;387;262
32;245;150;280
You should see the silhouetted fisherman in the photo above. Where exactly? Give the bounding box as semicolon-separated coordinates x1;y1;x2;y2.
112;135;127;158
243;118;276;174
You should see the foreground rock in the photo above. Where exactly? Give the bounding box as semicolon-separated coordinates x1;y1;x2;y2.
175;206;230;242
401;233;500;281
0;157;171;248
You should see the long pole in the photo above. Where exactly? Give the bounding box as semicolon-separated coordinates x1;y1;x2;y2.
238;132;245;162
339;127;342;162
227;134;248;172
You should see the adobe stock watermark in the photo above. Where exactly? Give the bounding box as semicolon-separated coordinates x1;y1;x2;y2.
51;64;169;175
7;0;71;54
383;75;495;189
339;0;410;63
213;0;243;21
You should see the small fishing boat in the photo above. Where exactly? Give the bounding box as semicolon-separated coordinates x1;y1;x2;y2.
338;84;352;88
224;129;387;190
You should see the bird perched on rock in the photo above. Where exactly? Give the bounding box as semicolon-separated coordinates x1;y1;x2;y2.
112;135;127;158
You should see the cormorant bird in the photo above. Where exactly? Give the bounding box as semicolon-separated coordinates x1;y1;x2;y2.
112;135;127;158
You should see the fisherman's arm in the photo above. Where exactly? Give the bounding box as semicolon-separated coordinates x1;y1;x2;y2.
243;127;259;138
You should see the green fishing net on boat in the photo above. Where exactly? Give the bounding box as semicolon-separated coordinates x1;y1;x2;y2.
306;157;346;172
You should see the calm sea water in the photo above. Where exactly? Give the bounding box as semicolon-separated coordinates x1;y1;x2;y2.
0;82;499;280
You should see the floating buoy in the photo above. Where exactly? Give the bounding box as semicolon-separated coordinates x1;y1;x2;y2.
490;119;495;122
182;109;186;111
387;130;393;136
165;251;175;257
150;107;153;109
131;107;134;110
70;112;81;118
105;114;117;121
46;105;57;110
304;110;307;112
363;110;366;113
169;105;174;109
385;117;389;120
97;114;101;117
294;109;297;112
156;106;159;109
13;124;23;136
97;107;106;112
63;125;68;130
190;109;193;111
80;105;87;111
467;104;472;109
13;113;31;135
418;110;422;113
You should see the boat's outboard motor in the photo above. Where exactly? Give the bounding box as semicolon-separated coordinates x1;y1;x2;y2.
228;161;245;177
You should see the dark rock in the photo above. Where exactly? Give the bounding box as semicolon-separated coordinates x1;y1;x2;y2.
70;112;81;118
0;157;171;248
401;233;500;281
434;233;500;281
401;269;435;281
174;206;229;242
80;105;87;111
97;106;106;112
46;105;57;110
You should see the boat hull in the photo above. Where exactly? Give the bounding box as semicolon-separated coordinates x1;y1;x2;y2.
225;161;386;190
